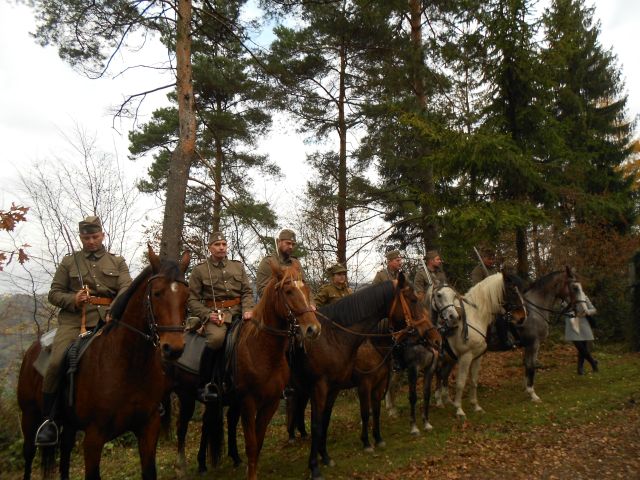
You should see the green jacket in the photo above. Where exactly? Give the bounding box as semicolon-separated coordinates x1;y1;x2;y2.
372;268;400;285
188;257;255;324
414;267;448;297
48;247;132;327
314;283;352;307
471;264;499;286
255;252;304;297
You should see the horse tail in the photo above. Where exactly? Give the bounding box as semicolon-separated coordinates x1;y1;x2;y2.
203;400;224;466
41;444;57;479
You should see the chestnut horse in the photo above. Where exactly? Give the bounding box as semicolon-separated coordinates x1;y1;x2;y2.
278;273;431;480
198;262;321;480
17;247;190;480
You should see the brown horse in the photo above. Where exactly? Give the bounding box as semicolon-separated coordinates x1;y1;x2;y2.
17;246;190;480
198;262;321;480
278;273;432;480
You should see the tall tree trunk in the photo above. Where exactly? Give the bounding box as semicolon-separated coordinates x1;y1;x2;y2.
516;226;529;280
337;40;348;265
160;0;195;259
409;0;437;250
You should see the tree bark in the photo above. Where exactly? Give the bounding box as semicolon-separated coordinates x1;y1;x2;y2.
337;40;348;266
160;0;195;259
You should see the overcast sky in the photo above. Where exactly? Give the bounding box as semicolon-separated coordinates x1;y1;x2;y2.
1;0;639;292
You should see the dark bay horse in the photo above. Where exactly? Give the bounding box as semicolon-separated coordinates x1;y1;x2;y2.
201;262;321;480
284;273;431;480
520;266;588;402
17;247;190;480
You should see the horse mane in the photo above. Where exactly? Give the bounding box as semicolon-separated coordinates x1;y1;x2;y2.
464;272;505;321
525;270;565;295
107;258;185;325
318;281;395;328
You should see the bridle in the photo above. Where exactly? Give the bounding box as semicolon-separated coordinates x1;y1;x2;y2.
430;283;465;327
113;273;188;347
523;276;582;318
389;285;438;344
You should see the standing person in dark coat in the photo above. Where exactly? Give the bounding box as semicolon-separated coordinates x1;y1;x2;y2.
188;231;254;401
36;216;132;446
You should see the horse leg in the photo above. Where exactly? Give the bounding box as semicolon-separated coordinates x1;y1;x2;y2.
524;342;541;402
319;389;339;467
435;360;453;408
372;373;387;448
453;354;472;419
227;403;242;467
357;379;373;452
254;399;281;455
308;382;329;480
384;370;401;417
20;407;38;480
297;391;310;439
422;356;436;431
82;427;107;480
59;426;76;480
408;366;420;435
136;415;161;480
240;397;259;480
468;356;485;413
176;394;195;477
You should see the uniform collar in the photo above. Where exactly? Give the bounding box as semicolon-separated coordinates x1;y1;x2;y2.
83;247;106;260
209;256;228;267
333;283;349;291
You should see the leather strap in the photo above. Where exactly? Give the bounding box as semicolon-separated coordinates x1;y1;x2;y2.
88;297;113;306
205;297;241;309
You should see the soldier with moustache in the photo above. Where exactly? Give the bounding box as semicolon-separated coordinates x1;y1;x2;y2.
372;250;403;284
36;216;132;446
414;250;448;309
255;229;306;297
188;231;254;401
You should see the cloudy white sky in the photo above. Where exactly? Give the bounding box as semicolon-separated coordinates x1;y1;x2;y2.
1;1;639;292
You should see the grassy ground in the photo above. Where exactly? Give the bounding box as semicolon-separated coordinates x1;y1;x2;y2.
4;342;639;479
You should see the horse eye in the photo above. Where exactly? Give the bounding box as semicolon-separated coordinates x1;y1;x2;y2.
436;293;442;298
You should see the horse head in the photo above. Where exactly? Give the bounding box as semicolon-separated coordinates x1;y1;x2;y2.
560;265;589;316
268;260;321;340
146;245;190;360
390;272;440;346
431;282;464;331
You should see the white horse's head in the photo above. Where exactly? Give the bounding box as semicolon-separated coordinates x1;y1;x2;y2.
465;271;526;327
430;283;463;329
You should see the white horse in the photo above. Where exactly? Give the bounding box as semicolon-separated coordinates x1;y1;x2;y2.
434;271;525;418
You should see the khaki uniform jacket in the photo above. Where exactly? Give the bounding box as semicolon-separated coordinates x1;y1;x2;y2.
255;252;304;297
188;257;255;324
471;264;498;286
48;247;132;327
414;267;447;308
372;268;400;285
314;283;352;307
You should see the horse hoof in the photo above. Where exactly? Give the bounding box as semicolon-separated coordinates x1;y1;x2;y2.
410;426;420;436
473;405;484;413
363;446;374;453
321;458;336;467
424;422;433;431
376;440;386;448
311;467;324;480
288;437;296;445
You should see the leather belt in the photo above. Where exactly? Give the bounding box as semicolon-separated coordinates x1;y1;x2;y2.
205;298;241;309
88;297;113;306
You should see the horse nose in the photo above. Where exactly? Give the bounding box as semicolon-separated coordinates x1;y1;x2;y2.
303;323;321;340
161;342;184;360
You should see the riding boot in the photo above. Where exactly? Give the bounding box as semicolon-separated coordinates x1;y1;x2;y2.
577;354;585;375
197;347;219;402
35;392;59;446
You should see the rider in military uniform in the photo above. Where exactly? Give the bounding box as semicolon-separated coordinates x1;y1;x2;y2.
471;247;514;350
414;250;448;308
255;229;306;297
36;216;132;446
372;250;403;284
188;231;254;401
314;263;353;307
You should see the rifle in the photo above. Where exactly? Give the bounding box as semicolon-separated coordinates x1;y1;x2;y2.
420;258;436;287
473;246;490;277
62;224;90;335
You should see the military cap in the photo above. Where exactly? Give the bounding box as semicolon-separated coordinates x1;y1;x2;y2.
207;231;227;245
386;250;401;261
78;216;102;234
479;247;496;258
425;250;441;261
327;263;348;276
278;229;297;242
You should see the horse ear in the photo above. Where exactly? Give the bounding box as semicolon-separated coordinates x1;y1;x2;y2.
179;250;191;273
148;243;160;273
565;265;576;279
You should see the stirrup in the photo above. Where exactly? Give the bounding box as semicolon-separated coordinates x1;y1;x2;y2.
198;382;220;402
35;419;59;447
